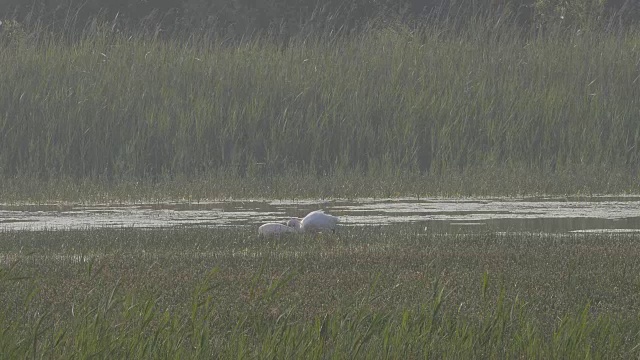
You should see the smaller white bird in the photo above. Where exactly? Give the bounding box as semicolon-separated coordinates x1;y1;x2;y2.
288;210;339;233
258;222;301;236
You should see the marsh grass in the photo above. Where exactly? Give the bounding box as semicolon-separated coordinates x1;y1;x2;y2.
1;226;640;357
1;15;640;200
0;164;638;203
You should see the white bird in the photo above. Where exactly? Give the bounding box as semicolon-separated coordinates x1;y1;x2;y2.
287;210;339;233
258;222;301;236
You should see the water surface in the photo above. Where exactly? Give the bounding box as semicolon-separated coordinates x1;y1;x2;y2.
1;196;640;233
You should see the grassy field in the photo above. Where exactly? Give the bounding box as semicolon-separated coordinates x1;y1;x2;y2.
2;10;640;358
1;164;639;203
1;15;640;200
1;225;640;357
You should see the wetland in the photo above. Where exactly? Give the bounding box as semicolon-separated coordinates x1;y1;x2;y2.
2;4;640;356
2;196;640;233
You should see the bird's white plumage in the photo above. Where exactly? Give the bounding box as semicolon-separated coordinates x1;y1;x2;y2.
258;223;300;236
288;210;339;233
287;218;302;228
261;210;338;236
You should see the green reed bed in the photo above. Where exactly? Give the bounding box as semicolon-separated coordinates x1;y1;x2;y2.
1;164;639;203
1;17;640;200
1;225;640;357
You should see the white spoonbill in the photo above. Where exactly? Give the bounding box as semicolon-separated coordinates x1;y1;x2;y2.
287;210;339;233
258;222;300;236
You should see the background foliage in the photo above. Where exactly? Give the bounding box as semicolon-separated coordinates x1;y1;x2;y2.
1;0;639;37
0;0;639;193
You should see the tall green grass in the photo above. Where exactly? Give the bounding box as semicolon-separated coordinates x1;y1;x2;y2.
2;226;640;357
1;15;640;198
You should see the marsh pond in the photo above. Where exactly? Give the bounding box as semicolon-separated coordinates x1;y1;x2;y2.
1;196;640;233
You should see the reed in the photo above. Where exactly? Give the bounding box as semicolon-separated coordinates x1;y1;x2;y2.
1;226;640;357
1;14;639;199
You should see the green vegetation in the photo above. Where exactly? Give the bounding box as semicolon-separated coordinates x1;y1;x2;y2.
1;13;640;200
1;165;639;203
1;226;640;357
2;4;638;355
3;0;639;38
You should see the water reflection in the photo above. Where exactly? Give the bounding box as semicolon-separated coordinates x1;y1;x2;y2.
0;196;639;233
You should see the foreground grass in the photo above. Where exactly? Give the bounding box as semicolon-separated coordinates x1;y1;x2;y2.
1;225;640;357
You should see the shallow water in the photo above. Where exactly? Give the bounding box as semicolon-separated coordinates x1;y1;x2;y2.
1;196;640;233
